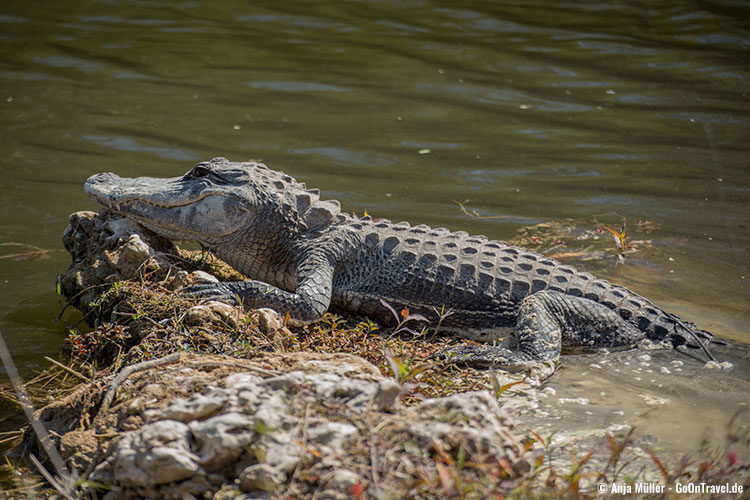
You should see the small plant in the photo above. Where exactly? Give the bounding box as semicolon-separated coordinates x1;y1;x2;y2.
379;299;429;339
430;304;455;338
383;347;428;400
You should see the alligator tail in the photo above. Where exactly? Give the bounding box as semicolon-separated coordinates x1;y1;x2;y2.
579;277;719;361
632;307;721;361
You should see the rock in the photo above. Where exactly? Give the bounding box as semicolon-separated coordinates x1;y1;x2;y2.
161;390;225;422
189;413;255;469
411;391;523;464
44;210;531;498
58;429;98;471
239;463;285;493
59;211;179;324
256;352;383;380
320;468;362;499
185;301;245;328
371;379;402;411
251;308;285;334
307;421;359;449
30;351;529;499
259;371;305;392
190;270;220;284
116;234;153;275
306;373;401;412
253;392;295;430
112;420;200;487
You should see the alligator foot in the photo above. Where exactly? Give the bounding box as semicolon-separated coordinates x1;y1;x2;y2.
437;344;543;371
182;277;330;326
437;290;646;370
183;282;242;305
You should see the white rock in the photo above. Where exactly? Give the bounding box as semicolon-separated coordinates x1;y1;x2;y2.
190;270;219;283
161;392;225;422
307;422;359;449
189;412;255;469
240;463;285;493
113;420;199;487
322;468;360;491
262;438;301;474
254;393;294;430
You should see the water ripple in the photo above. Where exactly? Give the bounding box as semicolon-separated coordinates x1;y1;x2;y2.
83;135;197;161
249;81;348;92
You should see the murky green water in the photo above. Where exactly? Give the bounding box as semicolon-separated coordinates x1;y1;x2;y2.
1;0;748;452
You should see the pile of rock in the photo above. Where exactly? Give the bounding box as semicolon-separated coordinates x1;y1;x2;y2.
37;352;529;499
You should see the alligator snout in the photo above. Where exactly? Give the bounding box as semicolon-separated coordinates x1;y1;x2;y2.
84;172;119;191
84;172;131;209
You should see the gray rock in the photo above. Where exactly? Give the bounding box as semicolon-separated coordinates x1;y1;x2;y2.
239;463;285;493
321;468;361;498
113;420;200;487
161;391;225;422
307;422;359;449
260;438;301;475
190;270;220;283
259;371;305;391
306;373;400;412
253;392;295;431
189;412;256;469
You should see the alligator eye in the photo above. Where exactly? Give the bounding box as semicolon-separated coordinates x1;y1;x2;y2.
191;165;212;177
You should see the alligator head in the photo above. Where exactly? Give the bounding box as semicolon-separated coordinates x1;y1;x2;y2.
84;157;341;246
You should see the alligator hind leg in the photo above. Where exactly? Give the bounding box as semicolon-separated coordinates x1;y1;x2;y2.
443;290;644;370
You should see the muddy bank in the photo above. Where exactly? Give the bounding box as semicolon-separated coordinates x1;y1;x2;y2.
4;211;748;498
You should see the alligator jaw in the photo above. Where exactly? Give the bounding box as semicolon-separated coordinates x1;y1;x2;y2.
84;171;248;242
85;172;205;208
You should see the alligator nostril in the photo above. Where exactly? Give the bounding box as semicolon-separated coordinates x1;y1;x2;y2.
84;172;119;197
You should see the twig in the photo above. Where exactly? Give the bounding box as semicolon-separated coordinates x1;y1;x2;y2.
453;200;512;220
54;282;112;322
95;352;181;424
111;310;164;328
0;242;63;260
679;320;716;362
367;424;380;487
28;454;74;500
43;356;88;381
0;430;24;445
0;329;76;496
186;360;278;377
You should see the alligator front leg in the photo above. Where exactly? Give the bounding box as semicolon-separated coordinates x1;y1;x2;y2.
183;259;334;326
443;290;645;370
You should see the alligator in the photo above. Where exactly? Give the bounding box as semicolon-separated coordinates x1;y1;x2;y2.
84;157;716;368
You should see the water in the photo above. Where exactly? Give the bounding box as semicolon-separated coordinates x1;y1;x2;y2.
1;0;748;452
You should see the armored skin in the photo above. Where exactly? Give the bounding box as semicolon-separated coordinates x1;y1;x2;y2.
85;157;714;368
